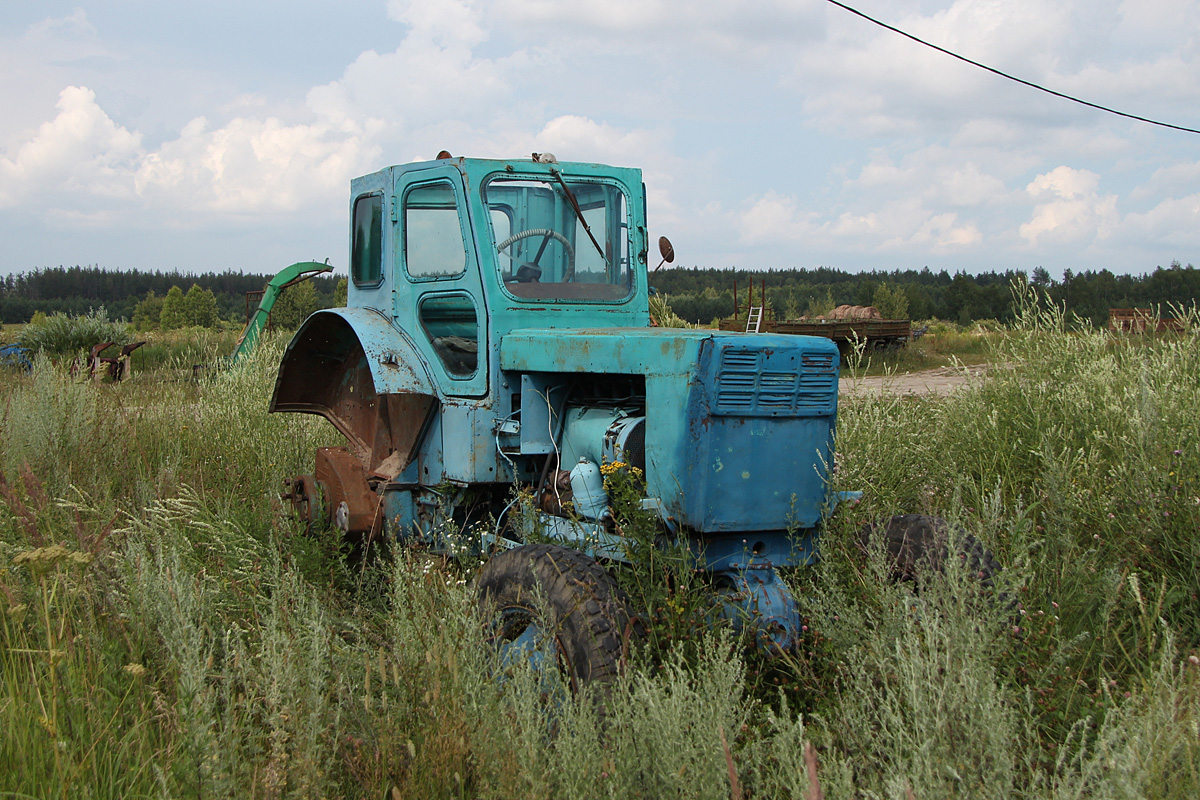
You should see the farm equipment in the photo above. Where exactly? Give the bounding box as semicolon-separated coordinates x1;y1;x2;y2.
1108;307;1185;334
230;261;333;363
0;343;32;371
271;153;872;682
719;314;913;350
82;340;145;381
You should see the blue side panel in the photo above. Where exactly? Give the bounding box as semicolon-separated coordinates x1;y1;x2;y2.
681;336;839;532
441;401;505;484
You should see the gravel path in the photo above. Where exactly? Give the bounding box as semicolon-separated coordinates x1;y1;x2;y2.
839;364;990;397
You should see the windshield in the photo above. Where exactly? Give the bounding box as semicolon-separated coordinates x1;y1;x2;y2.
484;176;631;301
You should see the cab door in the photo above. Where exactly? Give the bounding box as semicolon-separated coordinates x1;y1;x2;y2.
393;165;489;399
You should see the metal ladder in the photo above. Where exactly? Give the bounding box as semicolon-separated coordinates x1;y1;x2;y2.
746;306;763;333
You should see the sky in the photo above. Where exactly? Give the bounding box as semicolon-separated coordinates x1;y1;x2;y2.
2;0;1200;279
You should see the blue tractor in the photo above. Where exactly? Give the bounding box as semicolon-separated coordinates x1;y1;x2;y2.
273;153;867;685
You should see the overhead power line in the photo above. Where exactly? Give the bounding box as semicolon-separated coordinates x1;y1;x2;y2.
825;0;1200;135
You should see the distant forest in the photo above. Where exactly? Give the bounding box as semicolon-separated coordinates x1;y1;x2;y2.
2;262;1199;327
0;266;341;326
650;262;1200;327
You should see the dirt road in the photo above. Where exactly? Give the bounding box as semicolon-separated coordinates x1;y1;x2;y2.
838;364;989;398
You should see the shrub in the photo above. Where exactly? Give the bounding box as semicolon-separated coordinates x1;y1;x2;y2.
184;283;219;328
0;355;97;477
17;307;131;356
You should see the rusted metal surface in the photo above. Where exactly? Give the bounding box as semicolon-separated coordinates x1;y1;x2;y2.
81;340;145;381
272;311;436;473
282;448;382;534
315;447;379;534
280;473;322;528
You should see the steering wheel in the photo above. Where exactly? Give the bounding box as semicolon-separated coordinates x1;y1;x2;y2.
496;228;576;280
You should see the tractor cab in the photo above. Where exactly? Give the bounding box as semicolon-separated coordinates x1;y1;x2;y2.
331;156;649;400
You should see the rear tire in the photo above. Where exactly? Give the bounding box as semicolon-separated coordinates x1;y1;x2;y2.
477;544;634;692
858;514;1002;591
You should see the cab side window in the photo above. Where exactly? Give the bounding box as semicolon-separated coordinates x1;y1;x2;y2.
351;194;383;286
419;294;479;378
404;183;466;279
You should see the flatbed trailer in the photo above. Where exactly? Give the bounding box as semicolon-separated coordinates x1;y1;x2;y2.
718;317;912;348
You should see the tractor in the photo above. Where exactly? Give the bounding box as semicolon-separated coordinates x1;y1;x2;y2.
271;153;989;687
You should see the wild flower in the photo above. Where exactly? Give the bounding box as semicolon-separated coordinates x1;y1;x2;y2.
12;545;93;575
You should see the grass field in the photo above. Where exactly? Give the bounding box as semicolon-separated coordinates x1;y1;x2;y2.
1;295;1197;798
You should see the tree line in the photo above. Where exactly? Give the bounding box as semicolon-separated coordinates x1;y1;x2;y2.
649;262;1200;326
0;265;344;328
3;261;1199;328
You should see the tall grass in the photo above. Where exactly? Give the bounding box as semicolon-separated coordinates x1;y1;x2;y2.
1;299;1198;797
824;283;1200;786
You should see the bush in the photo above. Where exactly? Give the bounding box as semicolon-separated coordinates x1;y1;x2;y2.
17;308;131;356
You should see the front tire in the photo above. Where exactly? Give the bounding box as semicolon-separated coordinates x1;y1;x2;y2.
858;513;1002;591
477;544;634;692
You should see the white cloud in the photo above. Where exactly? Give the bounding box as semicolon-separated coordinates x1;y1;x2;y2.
1130;159;1200;203
737;191;819;244
529;116;662;167
0;86;141;210
1019;166;1119;246
1119;194;1200;248
388;0;491;48
735;189;981;254
491;0;823;52
0;8;668;232
0;81;385;226
790;0;1200;149
4;0;1200;275
305;2;513;160
1;10;113;148
907;212;982;249
849;148;1010;208
135;112;384;220
25;7;99;41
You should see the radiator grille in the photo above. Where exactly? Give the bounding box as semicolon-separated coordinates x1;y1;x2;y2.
715;347;836;416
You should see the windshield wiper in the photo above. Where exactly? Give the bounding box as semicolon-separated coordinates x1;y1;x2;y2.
550;169;606;264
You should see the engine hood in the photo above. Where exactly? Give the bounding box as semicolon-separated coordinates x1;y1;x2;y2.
501;327;843;534
501;327;812;375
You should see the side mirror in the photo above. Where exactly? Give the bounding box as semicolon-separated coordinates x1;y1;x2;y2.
653;236;675;272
